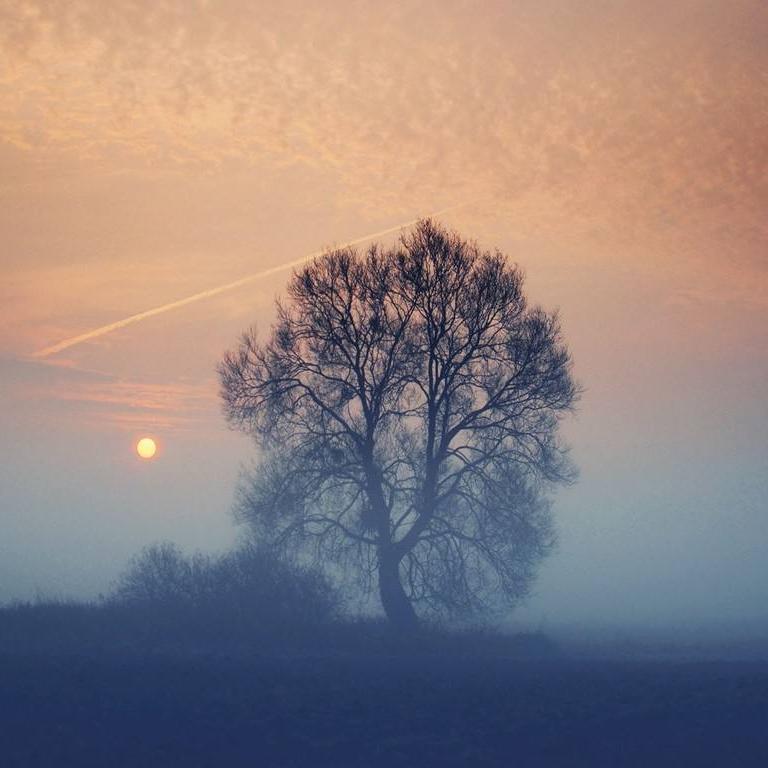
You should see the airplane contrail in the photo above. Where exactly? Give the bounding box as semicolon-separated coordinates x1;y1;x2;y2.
32;203;470;358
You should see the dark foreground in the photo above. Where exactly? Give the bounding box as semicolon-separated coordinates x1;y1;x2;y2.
1;653;766;767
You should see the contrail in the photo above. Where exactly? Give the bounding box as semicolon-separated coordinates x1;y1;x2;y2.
32;203;470;358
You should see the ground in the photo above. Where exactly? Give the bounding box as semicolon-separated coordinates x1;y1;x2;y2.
1;652;767;767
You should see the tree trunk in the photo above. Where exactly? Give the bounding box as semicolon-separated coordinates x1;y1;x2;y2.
378;550;418;631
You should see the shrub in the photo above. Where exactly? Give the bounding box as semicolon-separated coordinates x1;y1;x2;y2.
109;542;340;641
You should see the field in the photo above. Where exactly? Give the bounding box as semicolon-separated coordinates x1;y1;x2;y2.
2;650;767;767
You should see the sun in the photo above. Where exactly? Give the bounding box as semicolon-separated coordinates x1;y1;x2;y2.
136;437;157;459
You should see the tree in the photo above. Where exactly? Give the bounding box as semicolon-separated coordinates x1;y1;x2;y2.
219;219;578;629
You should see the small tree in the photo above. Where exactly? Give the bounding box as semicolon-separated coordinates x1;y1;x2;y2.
111;542;196;606
111;542;339;629
220;220;578;629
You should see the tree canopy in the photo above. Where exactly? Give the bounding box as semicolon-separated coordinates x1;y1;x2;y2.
220;220;578;628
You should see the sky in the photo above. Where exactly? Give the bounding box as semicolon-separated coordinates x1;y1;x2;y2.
1;0;766;625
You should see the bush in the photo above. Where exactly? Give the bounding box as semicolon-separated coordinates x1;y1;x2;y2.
108;542;340;641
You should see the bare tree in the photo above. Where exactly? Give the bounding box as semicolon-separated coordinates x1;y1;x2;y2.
220;220;578;629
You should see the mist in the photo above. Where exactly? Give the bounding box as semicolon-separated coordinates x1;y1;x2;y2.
1;0;767;764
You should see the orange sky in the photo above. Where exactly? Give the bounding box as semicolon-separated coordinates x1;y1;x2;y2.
1;0;766;622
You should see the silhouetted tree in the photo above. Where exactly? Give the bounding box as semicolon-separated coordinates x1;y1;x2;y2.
220;220;578;629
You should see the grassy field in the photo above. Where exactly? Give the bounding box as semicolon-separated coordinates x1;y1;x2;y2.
1;599;766;766
1;650;767;767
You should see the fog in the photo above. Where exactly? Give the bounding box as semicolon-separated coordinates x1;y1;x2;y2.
3;237;765;631
0;0;766;636
2;3;767;764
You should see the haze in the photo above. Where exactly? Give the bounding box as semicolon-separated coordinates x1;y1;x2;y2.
1;0;766;629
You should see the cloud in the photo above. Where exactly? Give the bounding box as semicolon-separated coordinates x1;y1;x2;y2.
1;0;766;372
30;202;468;357
1;0;765;254
46;378;216;431
0;354;215;432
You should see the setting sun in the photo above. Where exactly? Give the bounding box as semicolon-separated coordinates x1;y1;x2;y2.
136;437;157;460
